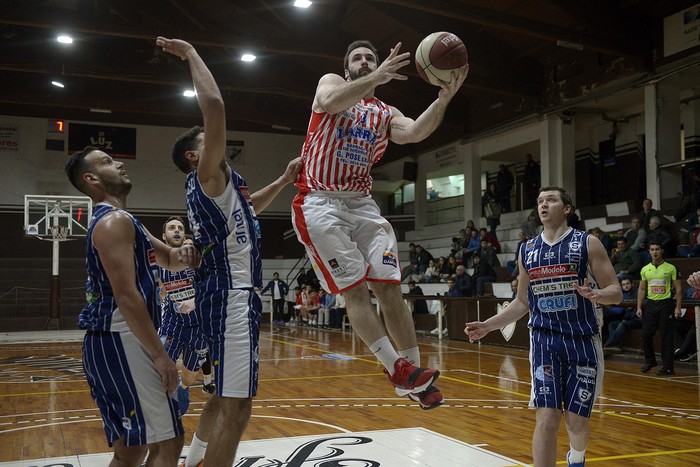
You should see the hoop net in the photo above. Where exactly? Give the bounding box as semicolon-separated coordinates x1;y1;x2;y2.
51;225;69;241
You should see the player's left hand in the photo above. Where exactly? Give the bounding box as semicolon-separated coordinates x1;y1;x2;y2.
574;278;601;303
156;36;195;61
283;157;302;184
177;242;201;268
437;64;469;101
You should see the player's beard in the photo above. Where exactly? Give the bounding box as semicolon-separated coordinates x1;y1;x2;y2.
348;67;372;81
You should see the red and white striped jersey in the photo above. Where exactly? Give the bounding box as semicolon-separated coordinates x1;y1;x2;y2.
296;97;393;195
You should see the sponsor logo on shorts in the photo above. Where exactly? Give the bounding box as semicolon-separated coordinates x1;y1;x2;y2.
577;366;596;377
529;264;577;280
328;258;340;269
538;386;551;395
537;293;577;312
535;365;555;381
382;251;397;268
577;388;593;404
531;281;578;295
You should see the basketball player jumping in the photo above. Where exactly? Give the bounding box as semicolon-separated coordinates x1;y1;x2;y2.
157;36;300;467
292;40;467;409
466;187;622;467
65;146;201;466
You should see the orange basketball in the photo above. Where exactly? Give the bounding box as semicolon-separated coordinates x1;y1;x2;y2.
415;32;468;86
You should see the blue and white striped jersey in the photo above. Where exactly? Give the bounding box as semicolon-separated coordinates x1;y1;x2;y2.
185;168;262;290
160;268;198;328
521;228;601;336
78;203;159;332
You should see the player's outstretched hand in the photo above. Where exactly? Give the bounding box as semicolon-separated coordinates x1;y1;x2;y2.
178;240;201;269
437;64;469;101
154;351;178;394
283;157;303;184
374;42;411;85
156;36;195;61
465;321;490;342
573;278;601;303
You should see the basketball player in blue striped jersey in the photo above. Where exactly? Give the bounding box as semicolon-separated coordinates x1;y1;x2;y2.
65;146;201;466
159;217;213;415
157;36;301;467
466;187;621;467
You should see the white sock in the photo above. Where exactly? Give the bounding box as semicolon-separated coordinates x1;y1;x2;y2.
398;346;421;366
185;433;208;466
369;336;401;375
568;446;586;463
203;374;212;385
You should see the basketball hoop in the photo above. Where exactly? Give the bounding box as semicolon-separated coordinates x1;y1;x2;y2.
51;225;69;241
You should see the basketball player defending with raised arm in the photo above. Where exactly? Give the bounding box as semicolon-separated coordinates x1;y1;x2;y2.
466;187;622;467
157;37;301;467
65;146;200;467
292;40;467;409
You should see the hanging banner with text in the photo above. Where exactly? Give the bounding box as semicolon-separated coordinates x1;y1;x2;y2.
68;123;137;159
0;126;19;152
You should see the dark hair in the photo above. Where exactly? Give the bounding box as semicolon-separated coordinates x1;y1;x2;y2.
408;280;416;285
162;215;185;234
647;240;663;250
538;186;574;210
616;236;627;244
344;40;379;70
65;146;100;194
172;126;203;174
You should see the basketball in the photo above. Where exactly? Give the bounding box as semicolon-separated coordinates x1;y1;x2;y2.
415;32;468;86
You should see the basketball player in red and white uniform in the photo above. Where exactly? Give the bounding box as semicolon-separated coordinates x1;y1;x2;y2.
292;40;467;409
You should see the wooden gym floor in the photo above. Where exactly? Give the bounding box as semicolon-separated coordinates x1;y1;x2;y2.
0;325;698;466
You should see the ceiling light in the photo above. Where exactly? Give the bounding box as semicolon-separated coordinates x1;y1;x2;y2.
51;80;64;88
57;35;73;44
272;124;291;131
294;0;312;8
90;108;112;114
241;54;256;62
183;90;196;97
489;102;504;110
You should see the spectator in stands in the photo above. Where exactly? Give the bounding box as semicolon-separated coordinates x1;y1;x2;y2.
677;228;700;258
407;280;428;314
472;254;497;297
296;267;308;288
453;265;473;297
466;219;476;231
306;267;320;290
625;216;647;253
478;239;501;269
402;243;417;281
523;153;540;209
423;259;441;283
329;293;346;329
445;255;458;278
437;256;450;281
641;216;674;261
482;182;501;235
479;227;501;254
637;241;682;375
520;212;539;239
590;227;612;253
414;245;434;277
300;285;320;326
457;229;480;266
450;231;466;256
610;237;642;280
510;278;518;298
638;198;658;232
496;164;515;213
507;230;527;277
317;289;335;328
603;278;639;350
286;286;300;324
445;277;460;297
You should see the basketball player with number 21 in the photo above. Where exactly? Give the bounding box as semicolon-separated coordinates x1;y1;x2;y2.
292;34;467;410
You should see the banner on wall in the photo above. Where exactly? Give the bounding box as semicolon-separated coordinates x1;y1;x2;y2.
664;3;700;57
226;140;245;163
0;126;19;152
68;123;137;159
434;146;456;168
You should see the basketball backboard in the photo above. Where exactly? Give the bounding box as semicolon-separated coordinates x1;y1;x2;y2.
24;195;92;240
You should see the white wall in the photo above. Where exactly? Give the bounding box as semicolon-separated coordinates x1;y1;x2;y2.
0;115;305;215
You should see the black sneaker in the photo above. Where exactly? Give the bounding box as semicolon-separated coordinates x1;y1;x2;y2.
655;367;675;376
202;383;216;394
679;352;697;362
